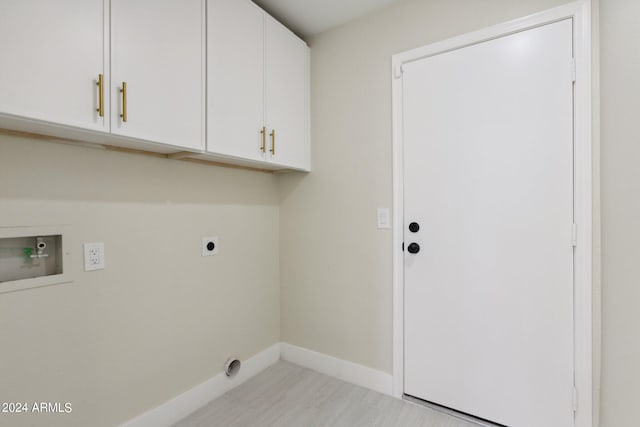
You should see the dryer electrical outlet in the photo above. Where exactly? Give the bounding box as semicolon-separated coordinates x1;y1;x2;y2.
83;242;105;271
202;237;218;256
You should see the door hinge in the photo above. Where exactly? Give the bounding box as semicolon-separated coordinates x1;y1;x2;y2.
572;223;578;247
571;58;576;82
572;386;578;412
394;64;404;79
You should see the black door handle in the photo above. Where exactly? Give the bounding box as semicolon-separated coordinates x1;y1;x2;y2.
407;243;420;254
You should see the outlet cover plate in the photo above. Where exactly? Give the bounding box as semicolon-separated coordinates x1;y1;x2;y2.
84;242;105;271
202;237;218;256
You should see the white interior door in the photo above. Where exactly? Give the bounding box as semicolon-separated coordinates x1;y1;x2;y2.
403;20;574;427
0;0;107;131
111;0;204;150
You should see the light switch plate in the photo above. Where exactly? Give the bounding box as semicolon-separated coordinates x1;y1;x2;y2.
83;242;105;271
377;208;391;229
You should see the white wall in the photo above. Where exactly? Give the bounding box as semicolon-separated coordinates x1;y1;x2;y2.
599;0;640;425
0;135;280;427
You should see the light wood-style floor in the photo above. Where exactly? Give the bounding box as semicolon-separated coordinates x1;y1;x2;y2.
174;361;481;427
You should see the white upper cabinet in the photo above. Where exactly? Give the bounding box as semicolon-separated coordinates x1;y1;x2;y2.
0;0;308;170
265;16;310;170
111;0;205;150
206;0;310;171
207;0;265;162
0;0;107;131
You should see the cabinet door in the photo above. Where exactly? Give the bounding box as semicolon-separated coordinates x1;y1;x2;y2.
207;0;264;161
265;17;310;170
0;0;107;131
111;0;204;150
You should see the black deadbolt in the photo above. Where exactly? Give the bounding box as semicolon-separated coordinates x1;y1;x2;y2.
407;243;420;254
409;222;420;233
207;242;216;251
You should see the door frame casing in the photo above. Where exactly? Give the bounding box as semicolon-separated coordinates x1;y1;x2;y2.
391;2;595;426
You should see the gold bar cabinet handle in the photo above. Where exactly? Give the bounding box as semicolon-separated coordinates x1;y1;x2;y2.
269;129;275;155
260;126;266;153
96;74;104;117
120;81;128;122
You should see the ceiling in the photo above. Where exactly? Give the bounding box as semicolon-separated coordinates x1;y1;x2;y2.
253;0;406;39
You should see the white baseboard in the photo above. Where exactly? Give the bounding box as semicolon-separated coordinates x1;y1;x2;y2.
121;342;394;426
120;343;281;427
280;343;393;396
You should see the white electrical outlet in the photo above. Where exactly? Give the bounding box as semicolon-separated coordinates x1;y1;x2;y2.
83;242;105;271
202;237;219;256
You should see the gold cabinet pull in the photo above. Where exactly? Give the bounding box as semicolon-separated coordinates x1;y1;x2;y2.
260;126;266;153
96;74;104;117
120;81;128;122
269;129;275;155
